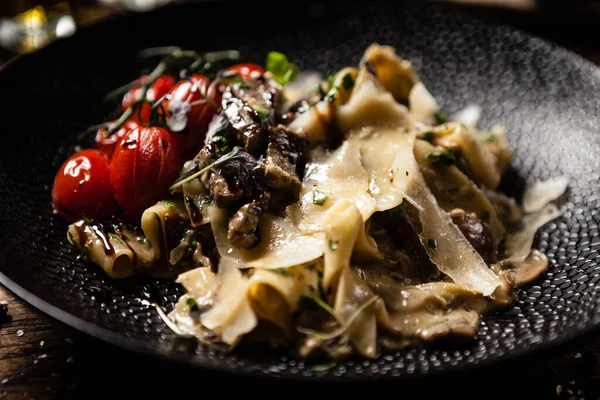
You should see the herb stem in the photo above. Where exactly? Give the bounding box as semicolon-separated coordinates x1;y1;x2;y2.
297;296;377;341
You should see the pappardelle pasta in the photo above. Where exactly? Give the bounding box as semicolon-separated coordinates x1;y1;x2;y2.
54;44;566;359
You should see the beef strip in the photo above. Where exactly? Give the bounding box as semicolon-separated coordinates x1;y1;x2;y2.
263;124;306;203
373;205;440;282
450;208;495;262
221;77;280;155
227;199;267;249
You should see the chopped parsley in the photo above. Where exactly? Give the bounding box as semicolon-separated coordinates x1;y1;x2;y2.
234;79;252;89
312;188;327;206
328;240;339;251
342;73;355;90
324;90;337;103
486;134;497;143
202;195;213;205
211;135;229;153
255;108;270;123
426;149;456;166
136;237;147;245
266;51;298;86
160;200;174;208
427;239;437;250
272;268;294;277
419;131;435;143
434;110;449;124
186;297;198;310
108;233;125;244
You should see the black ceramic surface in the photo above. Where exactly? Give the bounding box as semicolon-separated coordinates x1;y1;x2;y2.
0;0;599;379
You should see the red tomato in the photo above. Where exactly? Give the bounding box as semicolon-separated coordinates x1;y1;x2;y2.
166;74;220;154
95;119;140;157
224;63;265;80
110;126;183;218
121;75;175;111
52;150;118;222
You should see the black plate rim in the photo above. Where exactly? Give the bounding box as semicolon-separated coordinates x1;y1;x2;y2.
1;0;600;380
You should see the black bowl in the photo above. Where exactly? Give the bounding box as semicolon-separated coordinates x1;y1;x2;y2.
0;0;599;380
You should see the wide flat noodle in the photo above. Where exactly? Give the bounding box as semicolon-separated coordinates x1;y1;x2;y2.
392;143;502;296
67;221;136;279
293;139;375;233
357;128;414;212
248;264;319;335
435;123;502;190
322;199;363;290
200;259;257;345
210;205;324;269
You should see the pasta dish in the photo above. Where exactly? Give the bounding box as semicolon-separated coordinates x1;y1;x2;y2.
52;44;565;359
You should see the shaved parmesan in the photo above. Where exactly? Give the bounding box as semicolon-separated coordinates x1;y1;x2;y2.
522;177;568;213
200;259;257;345
408;82;439;125
392;143;502;296
453;105;481;129
504;203;562;261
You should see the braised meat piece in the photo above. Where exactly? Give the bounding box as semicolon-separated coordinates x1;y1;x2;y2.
264;124;305;203
450;209;495;262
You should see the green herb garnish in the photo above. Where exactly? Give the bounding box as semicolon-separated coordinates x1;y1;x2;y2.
297;296;377;340
486;134;497;143
160;200;174;208
271;268;294;277
434;110;449;124
312;188;327;206
328;240;338;251
426;149;456;166
255;108;270;123
266;51;298;86
186;297;198;310
428;239;437;250
297;294;336;317
108;233;125;245
211;135;230;153
342;73;355;90
419;131;435;143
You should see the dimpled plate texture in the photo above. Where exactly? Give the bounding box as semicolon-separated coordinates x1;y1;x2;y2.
0;0;599;380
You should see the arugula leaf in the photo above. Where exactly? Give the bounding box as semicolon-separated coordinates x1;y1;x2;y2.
266;51;298;86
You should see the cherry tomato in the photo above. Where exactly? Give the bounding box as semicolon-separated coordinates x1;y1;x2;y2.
121;75;175;111
95;119;140;157
166;74;220;154
110;126;183;218
52;150;118;222
223;63;265;80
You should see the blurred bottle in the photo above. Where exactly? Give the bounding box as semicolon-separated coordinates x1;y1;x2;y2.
0;0;117;55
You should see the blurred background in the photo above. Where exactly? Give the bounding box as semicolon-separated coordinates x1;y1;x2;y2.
0;0;600;64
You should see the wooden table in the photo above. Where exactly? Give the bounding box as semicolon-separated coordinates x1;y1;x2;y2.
2;1;600;398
